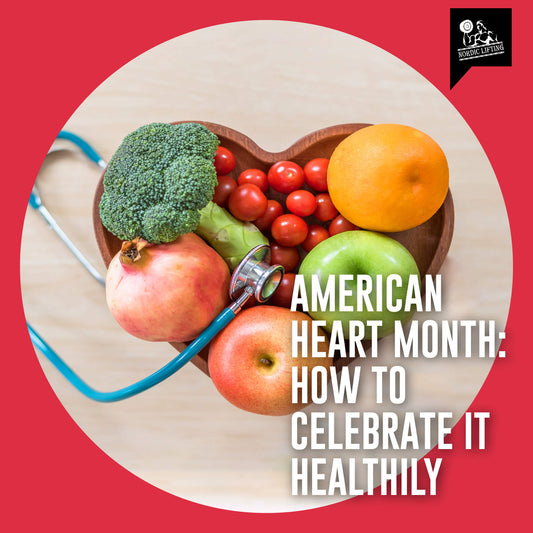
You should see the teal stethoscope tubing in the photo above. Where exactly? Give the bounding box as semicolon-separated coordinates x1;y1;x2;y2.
26;131;249;403
55;130;107;169
28;308;236;402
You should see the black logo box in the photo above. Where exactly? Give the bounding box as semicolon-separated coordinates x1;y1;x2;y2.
450;8;512;88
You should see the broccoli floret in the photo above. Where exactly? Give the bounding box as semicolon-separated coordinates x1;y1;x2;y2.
99;121;269;268
100;122;219;243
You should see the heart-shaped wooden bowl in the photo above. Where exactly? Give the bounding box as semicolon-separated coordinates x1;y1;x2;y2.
93;122;454;375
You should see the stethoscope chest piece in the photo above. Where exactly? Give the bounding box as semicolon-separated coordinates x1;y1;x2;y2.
229;245;284;304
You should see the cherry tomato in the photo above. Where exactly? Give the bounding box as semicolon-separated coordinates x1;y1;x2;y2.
328;214;359;236
212;175;237;207
253;199;284;233
238;168;269;193
267;161;305;193
269;273;296;309
286;189;317;217
271;214;308;247
304;158;329;192
302;224;330;252
270;242;301;273
214;146;236;175
228;184;268;221
313;193;338;221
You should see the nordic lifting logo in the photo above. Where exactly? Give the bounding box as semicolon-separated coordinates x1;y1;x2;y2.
458;20;504;60
450;9;512;88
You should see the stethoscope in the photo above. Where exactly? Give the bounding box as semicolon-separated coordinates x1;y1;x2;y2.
27;132;284;403
29;131;107;286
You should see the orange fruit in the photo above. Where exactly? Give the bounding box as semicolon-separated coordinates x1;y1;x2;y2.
327;124;449;232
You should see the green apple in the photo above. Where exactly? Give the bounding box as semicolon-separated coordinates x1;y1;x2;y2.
297;230;420;339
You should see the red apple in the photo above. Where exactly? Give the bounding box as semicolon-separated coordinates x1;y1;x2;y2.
208;306;331;416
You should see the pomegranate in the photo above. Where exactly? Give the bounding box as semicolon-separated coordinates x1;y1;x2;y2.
106;234;230;342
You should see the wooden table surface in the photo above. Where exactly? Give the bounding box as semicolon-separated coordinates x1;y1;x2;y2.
20;21;512;512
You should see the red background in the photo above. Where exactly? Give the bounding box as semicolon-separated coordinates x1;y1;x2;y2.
3;1;532;530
